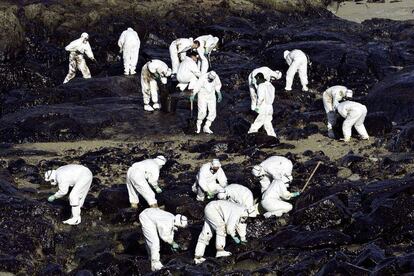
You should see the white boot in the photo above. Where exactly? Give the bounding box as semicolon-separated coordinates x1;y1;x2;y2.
64;206;82;225
302;86;309;92
194;257;206;264
144;104;154;112
196;120;202;134
153;103;161;110
203;120;213;134
130;69;136;75
216;250;232;258
285;87;292;91
151;260;163;271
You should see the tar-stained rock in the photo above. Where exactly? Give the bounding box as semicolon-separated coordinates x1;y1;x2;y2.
352;243;385;270
97;186;130;214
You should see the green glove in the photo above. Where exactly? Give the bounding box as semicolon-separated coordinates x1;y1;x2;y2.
207;192;214;199
48;195;56;202
155;187;162;194
291;192;300;198
217;91;222;103
254;108;259;113
171;241;180;252
189;95;195;102
232;236;241;244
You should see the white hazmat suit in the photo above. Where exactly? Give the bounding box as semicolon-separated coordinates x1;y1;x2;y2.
194;200;257;264
139;208;188;271
118;27;140;75
284;49;308;91
322;85;353;137
248;67;282;110
176;56;201;91
141;60;172;111
261;179;298;218
337;101;369;142
45;164;93;225
252;156;293;192
195;35;219;74
63;33;95;84
126;156;167;208
169;38;196;75
192;159;227;201
248;81;277;137
192;71;222;134
217;184;254;208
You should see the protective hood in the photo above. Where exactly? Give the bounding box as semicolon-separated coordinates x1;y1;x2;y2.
174;214;188;228
272;70;282;80
246;204;260;218
217;188;226;199
44;170;57;185
211;159;221;168
283;50;290;60
282;174;293;184
154;155;167;166
345;89;353;98
252;165;264;177
81;32;89;40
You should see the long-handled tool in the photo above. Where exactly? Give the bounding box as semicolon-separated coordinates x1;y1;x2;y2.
301;161;322;193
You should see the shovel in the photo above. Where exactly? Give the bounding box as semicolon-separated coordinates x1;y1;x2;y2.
186;97;197;132
301;161;322;193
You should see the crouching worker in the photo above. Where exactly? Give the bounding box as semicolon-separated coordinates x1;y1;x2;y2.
139;208;188;271
260;179;299;218
192;159;227;201
194;200;258;264
45;164;93;225
126;156;167;209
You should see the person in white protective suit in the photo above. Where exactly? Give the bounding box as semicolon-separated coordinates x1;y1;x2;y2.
126;156;167;208
248;73;277;137
139;208;188;271
193;200;259;264
176;52;202;91
118;27;141;75
192;159;227;201
217;184;254;208
63;32;96;84
261;179;300;218
45;164;93;225
195;35;219;74
252;156;293;192
169;38;200;75
284;49;309;92
337;101;370;142
190;71;223;134
141;60;172;111
248;67;282;111
322;85;353;138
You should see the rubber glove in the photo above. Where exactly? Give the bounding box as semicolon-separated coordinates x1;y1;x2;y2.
254;108;259;113
189;95;195;102
207;192;214;199
155;187;162;194
217;91;222;103
291;192;300;198
171;241;180;252
232;236;241;244
48;195;56;202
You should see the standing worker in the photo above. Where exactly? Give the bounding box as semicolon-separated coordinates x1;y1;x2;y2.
118;27;141;75
191;71;223;134
284;49;309;92
260;179;300;218
252;156;293;192
125;156;167;208
195;35;220;74
139;208;188;271
248;67;282;111
194;200;258;264
176;52;202;91
337;101;370;142
248;73;277;137
169;38;200;76
141;60;172;111
63;33;96;84
192;159;227;201
322;85;353;138
44;164;93;225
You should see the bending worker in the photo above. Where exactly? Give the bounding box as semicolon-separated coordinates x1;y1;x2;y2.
192;159;227;201
118;27;140;75
261;179;299;218
248;73;277;137
139;208;188;271
169;38;200;76
217;184;254;208
63;32;96;84
126;156;167;208
337;101;370;142
45;164;93;225
191;71;223;134
252;156;293;192
141;59;172;111
176;51;201;91
195;35;219;73
248;67;282;111
194;200;258;264
322;85;353;138
284;49;309;92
